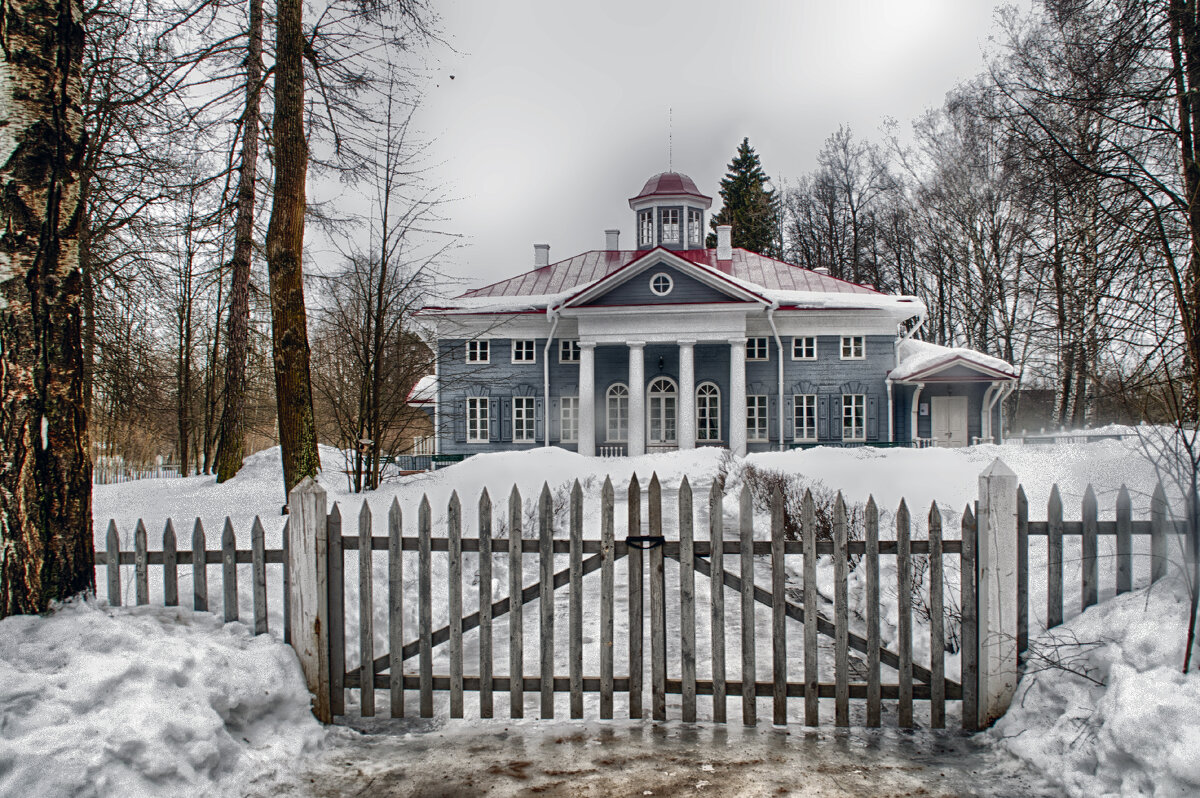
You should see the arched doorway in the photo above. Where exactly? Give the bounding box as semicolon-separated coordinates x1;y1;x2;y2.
647;377;677;448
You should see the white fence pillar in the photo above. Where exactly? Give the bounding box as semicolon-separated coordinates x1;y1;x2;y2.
287;477;332;723
977;458;1019;727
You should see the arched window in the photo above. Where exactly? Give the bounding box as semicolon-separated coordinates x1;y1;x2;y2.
647;377;677;444
696;382;721;442
606;383;629;442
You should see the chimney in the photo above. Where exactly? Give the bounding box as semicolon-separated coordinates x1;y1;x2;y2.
605;229;620;250
534;243;550;268
716;225;733;260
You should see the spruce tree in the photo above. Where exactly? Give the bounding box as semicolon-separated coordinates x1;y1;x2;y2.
706;137;783;258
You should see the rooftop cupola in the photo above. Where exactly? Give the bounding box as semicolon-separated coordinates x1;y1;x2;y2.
627;171;713;252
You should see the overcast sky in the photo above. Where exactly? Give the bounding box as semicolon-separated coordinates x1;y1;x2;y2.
392;0;1010;293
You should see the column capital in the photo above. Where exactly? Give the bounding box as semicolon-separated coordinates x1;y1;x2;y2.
578;341;597;350
677;339;697;347
728;337;747;348
626;340;646;349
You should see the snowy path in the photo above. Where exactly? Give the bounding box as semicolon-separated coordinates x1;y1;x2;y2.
264;719;1059;797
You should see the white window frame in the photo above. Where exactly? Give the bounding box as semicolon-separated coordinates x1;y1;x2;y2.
511;339;536;363
746;337;770;361
647;376;678;445
649;272;673;297
792;336;817;360
466;339;490;363
638;210;654;247
687;208;702;245
660;208;680;243
559;339;581;363
747;395;769;441
560;397;579;443
842;394;866;441
840;335;865;360
467;397;489;443
696;382;721;442
513;396;536;443
793;394;817;442
606;383;629;442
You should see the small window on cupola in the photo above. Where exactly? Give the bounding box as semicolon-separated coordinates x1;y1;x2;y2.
638;210;654;247
660;209;680;243
688;209;702;245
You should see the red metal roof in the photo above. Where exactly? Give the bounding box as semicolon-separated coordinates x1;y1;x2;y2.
629;172;711;204
457;248;884;299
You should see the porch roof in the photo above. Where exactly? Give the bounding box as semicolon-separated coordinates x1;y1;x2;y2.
890;339;1019;383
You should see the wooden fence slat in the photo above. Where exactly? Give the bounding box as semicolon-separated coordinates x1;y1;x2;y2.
360;501;376;718
600;477;615;720
896;499;912;729
163;520;178;607
106;521;121;606
328;505;345;717
628;474;643;720
478;491;493;720
569;480;584;719
282;518;290;645
680;477;697;724
866;497;881;727
929;503;945;730
389;498;404;718
709;480;726;724
1048;485;1063;628
1017;486;1028;664
961;503;978;732
649;473;667;722
1116;485;1132;595
448;492;463;719
1082;485;1099;611
1152;483;1168;583
539;483;555;719
192;519;207;612
222;518;237;622
740;484;756;727
803;489;818;727
135;520;149;606
771;486;786;727
252;517;268;635
835;494;850;728
419;495;433;718
508;487;524;719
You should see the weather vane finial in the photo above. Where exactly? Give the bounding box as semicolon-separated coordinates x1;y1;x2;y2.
669;108;673;171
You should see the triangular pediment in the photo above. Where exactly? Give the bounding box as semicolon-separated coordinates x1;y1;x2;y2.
559;248;766;309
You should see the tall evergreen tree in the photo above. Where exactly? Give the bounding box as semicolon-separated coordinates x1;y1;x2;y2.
706;137;782;258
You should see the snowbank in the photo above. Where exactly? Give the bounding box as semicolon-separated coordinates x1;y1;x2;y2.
0;601;324;798
994;577;1200;798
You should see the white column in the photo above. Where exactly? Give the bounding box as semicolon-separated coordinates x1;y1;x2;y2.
578;342;596;456
728;338;747;457
627;341;646;456
678;340;696;450
977;458;1019;728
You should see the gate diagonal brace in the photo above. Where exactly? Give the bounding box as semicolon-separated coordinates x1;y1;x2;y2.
356;547;628;679
671;551;960;691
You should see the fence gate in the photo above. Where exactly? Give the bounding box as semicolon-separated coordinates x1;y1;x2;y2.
302;472;974;730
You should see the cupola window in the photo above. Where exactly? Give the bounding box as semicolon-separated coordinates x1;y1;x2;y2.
660;208;680;244
638;210;654;247
688;208;702;245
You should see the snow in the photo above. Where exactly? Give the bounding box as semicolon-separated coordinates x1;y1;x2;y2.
890;337;1018;381
994;577;1200;798
0;600;323;798
406;374;436;404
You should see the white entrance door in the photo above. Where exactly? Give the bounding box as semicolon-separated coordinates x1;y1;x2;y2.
647;377;677;448
931;396;969;447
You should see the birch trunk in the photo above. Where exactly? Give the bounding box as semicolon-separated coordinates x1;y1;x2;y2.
0;0;94;615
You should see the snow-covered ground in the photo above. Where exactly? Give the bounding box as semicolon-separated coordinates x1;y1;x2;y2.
22;432;1192;796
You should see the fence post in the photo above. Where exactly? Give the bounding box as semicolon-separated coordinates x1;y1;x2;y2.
977;458;1019;728
286;477;332;723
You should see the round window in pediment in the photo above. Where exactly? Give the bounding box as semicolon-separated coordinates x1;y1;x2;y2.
650;272;674;296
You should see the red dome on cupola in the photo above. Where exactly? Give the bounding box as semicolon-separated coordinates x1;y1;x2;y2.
629;171;712;205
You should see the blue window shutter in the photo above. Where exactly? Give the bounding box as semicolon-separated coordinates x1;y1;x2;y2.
818;396;829;440
501;397;513;442
549;397;560;441
489;398;500;442
832;396;843;440
454;399;466;442
784;396;794;440
535;398;545;441
768;395;779;442
867;395;879;441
